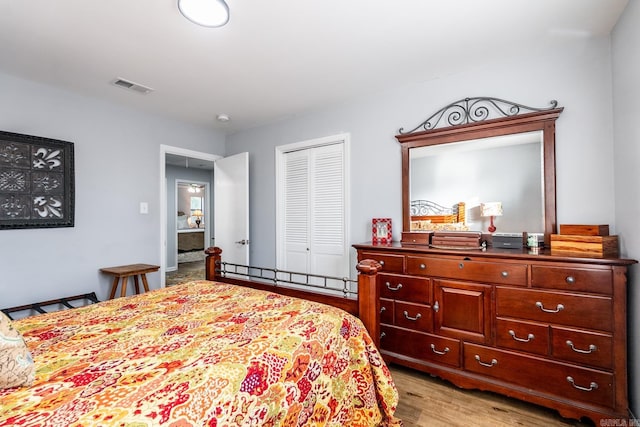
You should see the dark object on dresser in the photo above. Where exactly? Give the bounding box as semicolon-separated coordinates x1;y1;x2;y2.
354;242;636;425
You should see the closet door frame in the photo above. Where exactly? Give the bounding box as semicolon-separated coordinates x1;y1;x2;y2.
275;133;351;278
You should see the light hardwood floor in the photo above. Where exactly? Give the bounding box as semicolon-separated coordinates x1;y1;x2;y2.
389;364;594;427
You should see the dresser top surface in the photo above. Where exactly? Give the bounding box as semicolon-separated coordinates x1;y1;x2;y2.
353;242;637;266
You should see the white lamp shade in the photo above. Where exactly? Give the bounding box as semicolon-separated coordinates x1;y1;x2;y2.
178;0;230;27
480;202;503;217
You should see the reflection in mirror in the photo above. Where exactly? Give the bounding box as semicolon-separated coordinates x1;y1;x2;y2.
409;131;544;233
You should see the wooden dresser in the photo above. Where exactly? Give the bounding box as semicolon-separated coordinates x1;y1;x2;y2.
354;243;635;423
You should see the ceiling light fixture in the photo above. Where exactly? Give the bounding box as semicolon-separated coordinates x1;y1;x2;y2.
216;113;230;122
178;0;230;28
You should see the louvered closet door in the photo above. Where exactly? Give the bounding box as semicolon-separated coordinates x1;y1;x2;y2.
282;143;347;278
283;149;310;273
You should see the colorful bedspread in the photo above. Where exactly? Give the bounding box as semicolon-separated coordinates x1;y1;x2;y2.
1;281;400;426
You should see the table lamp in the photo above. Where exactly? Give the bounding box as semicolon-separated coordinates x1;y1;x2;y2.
480;202;502;233
193;210;203;228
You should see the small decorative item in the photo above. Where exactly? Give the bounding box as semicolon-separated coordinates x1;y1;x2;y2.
480;202;503;233
0;130;74;229
192;209;203;228
372;218;392;244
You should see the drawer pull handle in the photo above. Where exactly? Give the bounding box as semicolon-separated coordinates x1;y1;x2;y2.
535;301;564;313
379;260;385;266
433;301;440;312
385;282;403;291
430;344;450;355
474;355;498;368
403;311;422;321
380;306;386;314
565;276;575;284
501;271;509;278
566;340;597;354
419;263;426;269
380;332;386;339
509;330;535;343
566;376;598;392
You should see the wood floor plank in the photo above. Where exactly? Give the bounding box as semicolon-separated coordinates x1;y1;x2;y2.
389;364;594;427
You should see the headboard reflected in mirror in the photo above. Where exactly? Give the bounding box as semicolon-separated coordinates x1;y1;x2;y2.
396;97;563;245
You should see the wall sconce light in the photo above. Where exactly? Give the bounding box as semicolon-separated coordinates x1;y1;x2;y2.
480;202;503;233
178;0;230;28
192;210;203;228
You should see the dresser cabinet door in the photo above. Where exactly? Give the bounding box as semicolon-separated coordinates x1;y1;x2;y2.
433;280;492;344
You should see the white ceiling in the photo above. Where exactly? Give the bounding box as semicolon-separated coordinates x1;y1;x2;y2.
0;0;628;134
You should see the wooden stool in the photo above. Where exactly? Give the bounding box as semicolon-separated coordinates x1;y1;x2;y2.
99;264;160;299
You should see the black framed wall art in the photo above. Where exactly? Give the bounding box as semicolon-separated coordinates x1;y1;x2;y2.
0;130;75;229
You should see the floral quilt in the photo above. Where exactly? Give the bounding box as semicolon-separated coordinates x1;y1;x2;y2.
1;281;400;426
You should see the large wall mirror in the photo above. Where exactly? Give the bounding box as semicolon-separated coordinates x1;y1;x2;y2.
396;97;563;244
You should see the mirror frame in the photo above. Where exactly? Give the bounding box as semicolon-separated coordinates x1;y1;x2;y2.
396;98;563;245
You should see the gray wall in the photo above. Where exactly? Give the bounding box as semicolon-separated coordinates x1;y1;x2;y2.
612;0;640;418
227;34;617;267
0;72;225;305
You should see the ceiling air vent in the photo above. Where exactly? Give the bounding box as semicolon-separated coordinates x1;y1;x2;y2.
111;78;154;94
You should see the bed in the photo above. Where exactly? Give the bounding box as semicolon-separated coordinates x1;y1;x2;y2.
1;251;399;426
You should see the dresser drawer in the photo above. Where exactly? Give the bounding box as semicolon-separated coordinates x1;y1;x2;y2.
464;343;614;408
379;274;431;304
551;326;613;370
496;318;549;356
394;301;433;332
496;287;613;331
381;325;460;367
360;251;404;273
531;265;612;294
407;256;527;286
380;298;394;325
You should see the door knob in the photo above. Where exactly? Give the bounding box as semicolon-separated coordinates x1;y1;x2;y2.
235;239;250;245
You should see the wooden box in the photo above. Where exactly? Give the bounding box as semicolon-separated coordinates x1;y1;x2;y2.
550;234;618;256
401;231;432;245
431;231;482;248
558;224;609;236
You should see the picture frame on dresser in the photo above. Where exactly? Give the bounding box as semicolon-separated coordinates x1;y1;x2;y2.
0;130;74;229
372;218;392;244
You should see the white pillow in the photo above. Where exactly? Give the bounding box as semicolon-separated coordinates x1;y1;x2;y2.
0;311;36;389
177;215;188;229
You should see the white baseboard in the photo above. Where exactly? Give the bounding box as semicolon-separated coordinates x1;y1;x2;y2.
166;266;177;272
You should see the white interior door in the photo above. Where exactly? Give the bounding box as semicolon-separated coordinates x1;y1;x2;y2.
214;152;249;266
